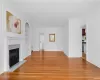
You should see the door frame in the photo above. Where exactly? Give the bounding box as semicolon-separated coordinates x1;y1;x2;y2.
39;33;44;52
82;25;87;60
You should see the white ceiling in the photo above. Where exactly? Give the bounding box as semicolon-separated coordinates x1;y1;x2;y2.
11;0;100;27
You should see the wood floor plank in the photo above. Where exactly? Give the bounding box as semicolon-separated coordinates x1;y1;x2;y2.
1;51;100;80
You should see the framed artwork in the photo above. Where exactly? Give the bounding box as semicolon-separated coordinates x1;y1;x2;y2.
6;11;21;34
49;34;55;42
6;11;13;32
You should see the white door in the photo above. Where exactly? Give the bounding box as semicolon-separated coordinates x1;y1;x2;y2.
39;33;44;51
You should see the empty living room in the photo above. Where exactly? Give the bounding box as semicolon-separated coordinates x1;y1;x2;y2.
0;0;100;80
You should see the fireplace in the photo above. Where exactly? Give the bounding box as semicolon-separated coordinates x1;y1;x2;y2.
9;44;20;68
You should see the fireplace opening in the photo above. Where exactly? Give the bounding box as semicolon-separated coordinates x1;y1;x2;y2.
9;48;19;68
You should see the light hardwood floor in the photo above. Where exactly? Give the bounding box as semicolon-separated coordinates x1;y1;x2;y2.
1;51;100;80
82;52;86;60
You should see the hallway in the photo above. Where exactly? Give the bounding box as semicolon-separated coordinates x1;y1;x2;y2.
1;51;100;80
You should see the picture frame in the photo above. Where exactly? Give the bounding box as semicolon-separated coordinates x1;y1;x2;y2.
6;11;21;34
49;34;55;42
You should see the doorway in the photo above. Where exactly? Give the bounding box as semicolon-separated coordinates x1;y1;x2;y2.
25;22;30;56
39;33;44;53
82;26;86;60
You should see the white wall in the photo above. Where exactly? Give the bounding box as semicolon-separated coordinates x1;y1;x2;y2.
86;7;100;67
68;18;83;57
0;3;5;74
0;1;31;73
32;27;63;51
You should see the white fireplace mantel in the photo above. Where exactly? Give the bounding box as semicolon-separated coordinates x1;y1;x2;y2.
6;32;25;39
7;37;24;45
4;32;26;72
7;36;25;40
